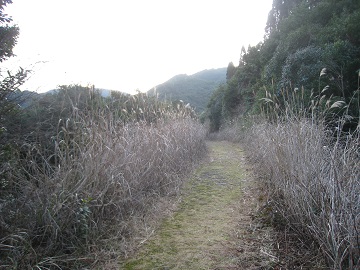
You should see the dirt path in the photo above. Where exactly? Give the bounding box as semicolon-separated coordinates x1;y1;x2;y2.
122;141;275;269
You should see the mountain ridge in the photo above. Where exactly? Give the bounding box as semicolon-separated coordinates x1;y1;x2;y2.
148;67;226;112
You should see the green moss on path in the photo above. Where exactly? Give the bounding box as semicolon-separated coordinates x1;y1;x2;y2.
121;141;274;269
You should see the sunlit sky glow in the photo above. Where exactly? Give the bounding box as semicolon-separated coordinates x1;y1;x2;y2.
4;0;272;94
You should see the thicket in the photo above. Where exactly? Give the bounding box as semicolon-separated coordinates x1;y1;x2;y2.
205;0;360;269
246;92;359;269
0;86;207;269
211;82;359;269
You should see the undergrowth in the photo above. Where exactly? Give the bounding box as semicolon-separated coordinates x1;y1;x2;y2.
214;70;360;269
0;86;207;269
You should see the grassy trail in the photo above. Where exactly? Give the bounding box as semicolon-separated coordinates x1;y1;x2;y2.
122;141;273;269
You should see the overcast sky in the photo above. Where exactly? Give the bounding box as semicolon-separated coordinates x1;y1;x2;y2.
3;0;273;94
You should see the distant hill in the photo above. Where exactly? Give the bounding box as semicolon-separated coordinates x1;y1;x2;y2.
7;88;121;110
6;90;41;108
148;68;226;112
43;88;114;98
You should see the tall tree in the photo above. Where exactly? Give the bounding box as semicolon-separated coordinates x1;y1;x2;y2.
265;0;308;36
207;0;360;129
226;62;236;81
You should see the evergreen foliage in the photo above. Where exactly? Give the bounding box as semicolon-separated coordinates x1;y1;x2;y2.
0;0;18;62
206;0;360;131
0;0;30;126
148;68;226;113
206;1;360;268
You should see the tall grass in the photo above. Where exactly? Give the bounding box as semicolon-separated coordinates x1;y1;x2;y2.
244;119;359;269
240;86;360;269
0;88;206;269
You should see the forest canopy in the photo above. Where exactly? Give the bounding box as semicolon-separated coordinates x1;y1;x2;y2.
206;0;360;132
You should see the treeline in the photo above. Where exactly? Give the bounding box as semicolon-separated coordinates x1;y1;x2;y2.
206;1;360;268
206;0;360;131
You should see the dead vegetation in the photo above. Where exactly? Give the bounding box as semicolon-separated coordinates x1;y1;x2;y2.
244;119;359;269
212;79;360;269
0;87;207;269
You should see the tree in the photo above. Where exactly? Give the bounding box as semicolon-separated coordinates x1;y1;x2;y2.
0;0;29;122
265;0;303;36
0;0;18;62
226;62;236;81
0;68;28;119
207;84;226;132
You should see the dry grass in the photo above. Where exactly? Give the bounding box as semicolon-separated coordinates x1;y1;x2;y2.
213;76;360;269
0;90;207;269
243;118;359;269
207;116;261;143
122;141;277;269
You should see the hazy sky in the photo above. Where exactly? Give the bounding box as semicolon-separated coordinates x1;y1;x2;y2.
3;0;272;94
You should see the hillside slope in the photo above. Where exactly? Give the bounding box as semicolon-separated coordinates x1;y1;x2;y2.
148;68;226;112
